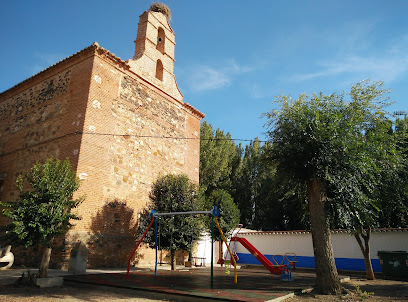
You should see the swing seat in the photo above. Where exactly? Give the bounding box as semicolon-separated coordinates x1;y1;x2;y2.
220;253;238;265
191;257;206;267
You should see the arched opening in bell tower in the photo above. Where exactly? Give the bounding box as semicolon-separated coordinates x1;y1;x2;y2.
156;27;165;54
155;59;164;81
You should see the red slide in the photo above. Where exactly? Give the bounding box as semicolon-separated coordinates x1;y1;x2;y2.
231;237;285;274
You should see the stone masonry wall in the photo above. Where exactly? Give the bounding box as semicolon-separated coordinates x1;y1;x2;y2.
66;53;202;268
0;70;73;201
0;46;202;269
0;50;95;266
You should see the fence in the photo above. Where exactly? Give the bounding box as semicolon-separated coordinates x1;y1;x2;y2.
234;229;408;272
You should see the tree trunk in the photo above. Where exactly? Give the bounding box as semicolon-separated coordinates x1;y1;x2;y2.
39;246;52;278
170;249;176;271
308;178;342;294
354;227;375;280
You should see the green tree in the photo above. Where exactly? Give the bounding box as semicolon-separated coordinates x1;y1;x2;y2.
349;118;408;280
202;189;240;261
263;80;401;294
204;190;240;237
254;149;310;231
378;117;408;228
231;139;309;231
0;158;83;278
232;139;262;228
200;121;237;196
142;174;202;270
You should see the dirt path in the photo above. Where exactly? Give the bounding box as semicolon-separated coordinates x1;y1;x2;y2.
0;277;407;301
287;278;408;302
0;285;170;302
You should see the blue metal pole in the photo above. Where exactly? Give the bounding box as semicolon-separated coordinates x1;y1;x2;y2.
154;216;158;276
211;215;214;289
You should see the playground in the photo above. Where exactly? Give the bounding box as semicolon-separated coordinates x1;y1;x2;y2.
2;206;406;301
1;266;408;302
1;206;329;301
64;266;321;301
61;207;340;300
127;207;297;285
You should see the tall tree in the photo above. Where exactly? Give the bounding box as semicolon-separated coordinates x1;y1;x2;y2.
350;117;408;280
232;140;310;231
0;158;83;278
142;174;201;270
255;150;310;231
378;116;408;228
232;138;263;228
200;121;237;196
263;80;400;294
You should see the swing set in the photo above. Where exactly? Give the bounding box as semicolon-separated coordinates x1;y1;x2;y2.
126;206;238;288
157;216;176;266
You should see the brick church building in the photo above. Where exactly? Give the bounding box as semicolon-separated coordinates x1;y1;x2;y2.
0;5;204;268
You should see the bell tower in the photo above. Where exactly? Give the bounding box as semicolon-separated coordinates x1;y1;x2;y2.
129;3;183;101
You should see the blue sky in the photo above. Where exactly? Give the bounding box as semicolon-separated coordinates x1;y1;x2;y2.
1;0;407;141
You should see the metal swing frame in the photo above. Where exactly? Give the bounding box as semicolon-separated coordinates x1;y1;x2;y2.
127;206;237;288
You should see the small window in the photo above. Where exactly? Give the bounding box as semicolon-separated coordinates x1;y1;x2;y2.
156;27;165;54
155;60;164;81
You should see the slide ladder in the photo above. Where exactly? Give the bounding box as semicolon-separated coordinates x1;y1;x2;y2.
231;237;285;274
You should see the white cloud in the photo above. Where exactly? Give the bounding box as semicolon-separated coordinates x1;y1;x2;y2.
189;66;231;92
290;33;408;84
187;59;253;92
291;53;408;83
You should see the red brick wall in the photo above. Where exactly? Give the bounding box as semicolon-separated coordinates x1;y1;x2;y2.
0;48;95;208
0;44;203;269
67;51;202;267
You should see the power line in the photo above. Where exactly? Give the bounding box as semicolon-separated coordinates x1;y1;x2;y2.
79;131;267;143
0;131;79;158
0;131;268;157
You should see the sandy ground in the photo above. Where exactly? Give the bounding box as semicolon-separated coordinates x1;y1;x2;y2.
0;284;171;302
0;277;406;301
288;278;408;302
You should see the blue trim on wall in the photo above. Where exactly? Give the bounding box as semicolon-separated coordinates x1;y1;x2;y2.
236;253;381;272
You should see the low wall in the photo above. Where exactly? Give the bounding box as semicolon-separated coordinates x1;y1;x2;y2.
234;229;408;272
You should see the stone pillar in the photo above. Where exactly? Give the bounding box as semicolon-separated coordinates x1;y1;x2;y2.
68;242;88;274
